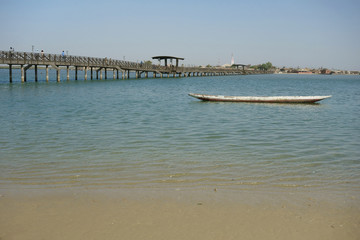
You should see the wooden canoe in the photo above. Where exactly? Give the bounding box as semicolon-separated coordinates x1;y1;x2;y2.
188;93;331;103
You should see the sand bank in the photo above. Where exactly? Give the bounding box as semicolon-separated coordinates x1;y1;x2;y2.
0;189;359;240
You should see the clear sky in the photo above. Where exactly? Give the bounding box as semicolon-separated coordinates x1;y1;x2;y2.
1;0;359;70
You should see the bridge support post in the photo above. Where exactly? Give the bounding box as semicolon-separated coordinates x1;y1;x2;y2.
100;69;103;80
127;70;130;79
145;72;148;78
46;65;49;82
113;69;115;80
116;69;119;79
9;64;12;83
21;65;25;82
67;66;70;80
75;66;78;80
56;68;60;82
35;65;38;82
85;67;88;80
135;71;139;78
105;68;107;79
91;67;93;80
23;65;33;82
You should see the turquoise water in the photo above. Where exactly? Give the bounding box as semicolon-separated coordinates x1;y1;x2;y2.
0;70;359;198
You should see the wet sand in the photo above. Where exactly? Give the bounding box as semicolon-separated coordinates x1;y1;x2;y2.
0;189;359;240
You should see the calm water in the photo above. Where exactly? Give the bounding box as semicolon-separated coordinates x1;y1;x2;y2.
0;69;359;199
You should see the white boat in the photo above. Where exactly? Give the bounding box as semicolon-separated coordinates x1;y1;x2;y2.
188;93;331;103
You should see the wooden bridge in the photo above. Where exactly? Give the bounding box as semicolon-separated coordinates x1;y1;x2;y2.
0;50;268;82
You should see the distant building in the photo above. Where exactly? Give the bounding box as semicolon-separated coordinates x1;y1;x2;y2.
298;69;313;74
321;69;332;74
222;64;232;68
276;66;358;75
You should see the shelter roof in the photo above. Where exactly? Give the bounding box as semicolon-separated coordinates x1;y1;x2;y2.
152;56;185;60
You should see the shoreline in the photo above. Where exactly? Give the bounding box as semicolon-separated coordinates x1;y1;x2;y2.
1;188;359;240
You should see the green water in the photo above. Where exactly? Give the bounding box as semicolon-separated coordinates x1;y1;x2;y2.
0;71;359;200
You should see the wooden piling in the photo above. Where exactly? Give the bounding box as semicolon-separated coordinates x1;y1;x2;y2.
21;65;24;82
46;65;49;82
9;64;12;83
56;68;60;82
35;65;38;82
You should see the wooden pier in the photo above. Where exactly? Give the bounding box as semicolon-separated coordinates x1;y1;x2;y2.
0;50;269;82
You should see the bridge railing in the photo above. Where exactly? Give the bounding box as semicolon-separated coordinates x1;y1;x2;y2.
1;50;248;73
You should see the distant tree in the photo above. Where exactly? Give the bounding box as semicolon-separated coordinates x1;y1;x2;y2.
144;60;152;65
252;62;273;71
206;64;212;68
261;62;273;70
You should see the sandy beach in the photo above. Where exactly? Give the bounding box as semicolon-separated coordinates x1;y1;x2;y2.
1;189;359;240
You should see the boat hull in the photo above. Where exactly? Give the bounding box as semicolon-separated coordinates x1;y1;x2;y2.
188;93;331;103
